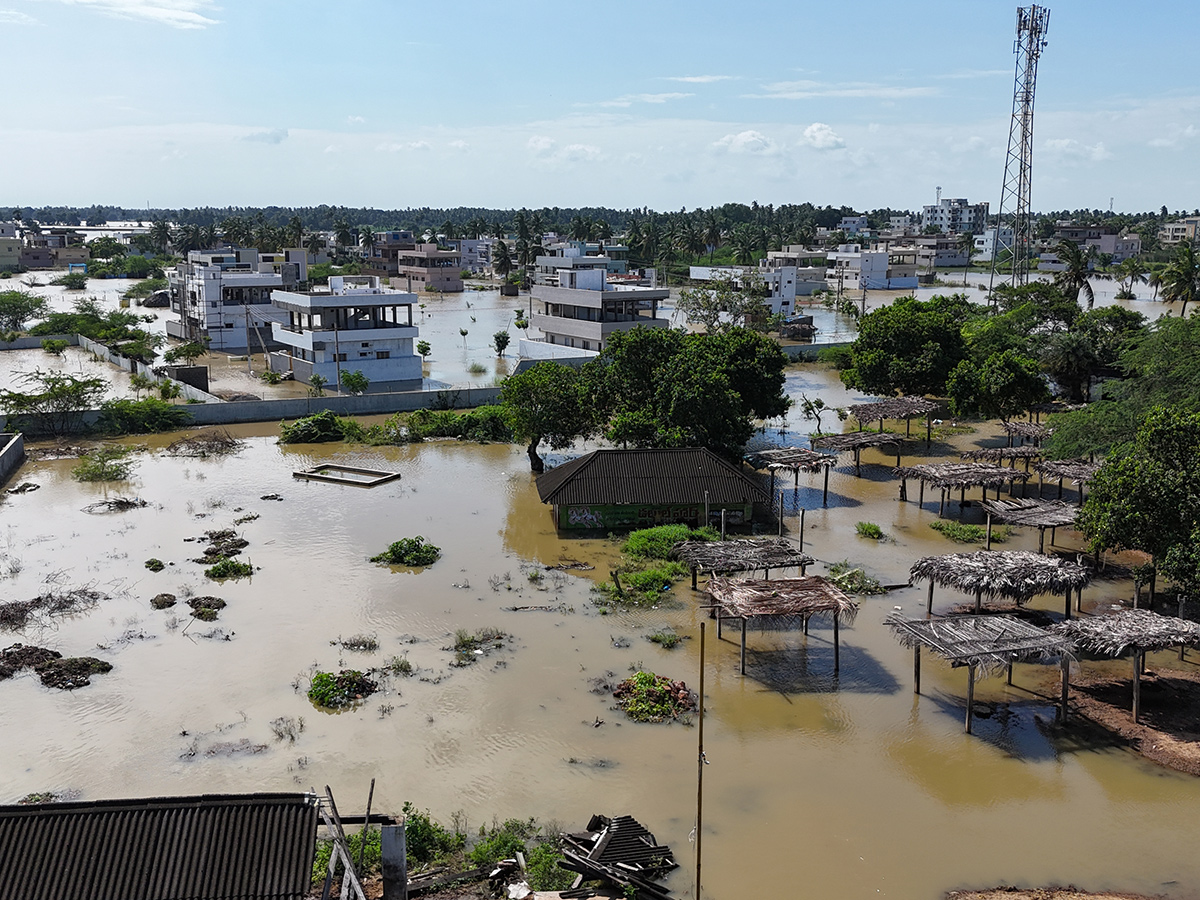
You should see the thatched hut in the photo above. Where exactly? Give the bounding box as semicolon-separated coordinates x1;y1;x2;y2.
960;446;1043;470
810;431;906;476
746;447;838;506
887;613;1072;732
1001;420;1052;446
893;462;1031;514
851;397;938;443
673;537;814;589
909;550;1092;618
708;575;859;675
1035;458;1101;504
1054;609;1200;722
980;498;1079;552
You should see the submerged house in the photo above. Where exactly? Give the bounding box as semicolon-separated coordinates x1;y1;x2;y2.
535;447;769;530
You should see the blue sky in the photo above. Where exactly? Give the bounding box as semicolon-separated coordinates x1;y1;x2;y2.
3;0;1198;213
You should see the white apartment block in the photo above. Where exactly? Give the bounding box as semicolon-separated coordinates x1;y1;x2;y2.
530;266;668;352
921;198;990;234
838;216;869;235
1159;218;1199;245
826;245;919;290
974;227;1015;261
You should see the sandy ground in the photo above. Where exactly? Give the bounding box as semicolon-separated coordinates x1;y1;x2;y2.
949;890;1169;900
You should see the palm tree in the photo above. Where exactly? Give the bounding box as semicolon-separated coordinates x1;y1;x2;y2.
334;219;355;255
595;219;613;241
491;219;507;239
1116;257;1147;299
493;241;512;280
304;233;324;261
173;224;204;256
639;219;661;265
360;228;377;256
1053;240;1095;309
149;220;173;255
731;227;756;266
1148;264;1164;300
1161;241;1200;317
703;213;723;263
958;232;976;285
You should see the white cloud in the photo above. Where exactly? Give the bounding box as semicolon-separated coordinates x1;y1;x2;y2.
560;143;600;162
35;0;220;29
1044;138;1113;164
323;145;337;154
243;128;288;144
1149;124;1197;148
376;140;431;152
665;75;733;84
713;130;778;155
0;9;39;23
527;134;556;156
347;115;365;124
938;69;1009;80
799;122;844;150
449;139;469;151
599;92;692;108
748;80;936;100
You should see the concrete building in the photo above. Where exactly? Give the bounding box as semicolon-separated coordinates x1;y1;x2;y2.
761;246;830;295
0;222;16;239
363;230;417;279
530;266;668;352
974;227;1015;261
0;232;20;271
269;275;420;387
921;198;990;234
19;247;53;269
167;248;307;351
689;264;805;317
535;241;630;278
826;244;919;290
393;243;463;293
839;216;869;236
911;235;968;270
447;237;495;274
1158;217;1199;246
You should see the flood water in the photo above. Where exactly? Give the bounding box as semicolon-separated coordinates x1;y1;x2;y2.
2;359;1199;900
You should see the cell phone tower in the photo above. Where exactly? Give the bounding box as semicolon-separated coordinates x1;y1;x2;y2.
989;5;1050;294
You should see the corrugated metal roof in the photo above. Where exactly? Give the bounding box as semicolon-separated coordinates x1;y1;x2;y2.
0;792;318;900
535;448;768;506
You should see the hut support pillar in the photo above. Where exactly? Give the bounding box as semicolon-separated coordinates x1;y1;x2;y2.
913;645;921;694
769;468;775;497
778;491;784;537
739;618;747;675
926;582;935;618
900;476;907;502
926;414;932;447
854;448;861;477
1050;526;1056;547
1132;651;1142;723
691;567;698;590
1057;477;1064;500
1038;528;1045;554
822;467;830;507
1076;587;1082;613
974;589;982;614
716;615;722;639
1059;656;1070;723
986;514;993;551
833;615;840;676
1006;660;1013;686
965;665;977;734
918;481;925;508
798;508;806;553
938;489;945;517
1064;589;1071;620
720;509;726;540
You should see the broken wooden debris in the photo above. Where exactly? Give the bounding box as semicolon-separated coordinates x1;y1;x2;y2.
558;814;677;900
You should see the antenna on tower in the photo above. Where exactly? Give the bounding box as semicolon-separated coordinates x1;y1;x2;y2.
989;5;1050;297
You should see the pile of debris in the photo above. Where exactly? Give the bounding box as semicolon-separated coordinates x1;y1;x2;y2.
557;814;678;899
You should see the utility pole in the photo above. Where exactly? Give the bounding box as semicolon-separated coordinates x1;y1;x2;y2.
695;622;706;900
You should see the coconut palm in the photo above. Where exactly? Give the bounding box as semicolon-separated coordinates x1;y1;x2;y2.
1116;257;1147;299
1161;241;1200;317
333;219;355;255
703;213;723;263
304;233;324;261
360;228;377;256
958;232;976;285
148;220;173;255
1052;240;1096;309
595;219;613;241
493;241;512;280
730;227;756;266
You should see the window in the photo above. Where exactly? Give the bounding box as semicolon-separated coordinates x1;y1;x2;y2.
361;342;370;348
375;351;390;360
334;353;347;362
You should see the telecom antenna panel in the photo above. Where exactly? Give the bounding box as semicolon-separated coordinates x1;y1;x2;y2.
990;5;1050;292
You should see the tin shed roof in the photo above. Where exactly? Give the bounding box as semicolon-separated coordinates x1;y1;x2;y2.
535;448;768;506
0;792;318;900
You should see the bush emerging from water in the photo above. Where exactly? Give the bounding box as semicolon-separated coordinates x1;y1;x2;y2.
72;445;136;482
929;520;1012;544
613;670;696;723
278;409;351;443
371;536;441;567
98;397;191;435
855;521;885;540
623;524;718;559
204;558;253;580
307;670;378;709
828;560;887;595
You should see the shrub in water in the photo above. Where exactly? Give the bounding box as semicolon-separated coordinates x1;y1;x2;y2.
204;558;253;580
72;445;136;482
371;536;441;567
855;521;885;540
623;524;718;559
307;670;378;709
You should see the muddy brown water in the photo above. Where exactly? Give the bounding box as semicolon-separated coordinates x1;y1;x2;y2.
2;366;1200;900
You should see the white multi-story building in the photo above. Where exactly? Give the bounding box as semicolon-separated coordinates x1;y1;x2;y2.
921;198;990;234
166;248;308;351
689;263;815;317
0;222;16;239
530;266;668;352
826;245;919;290
269;276;421;387
839;216;869;235
447;238;495;274
1158;218;1199;246
974;227;1015;261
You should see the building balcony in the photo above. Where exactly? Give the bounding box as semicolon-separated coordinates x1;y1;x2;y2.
271;323;418;351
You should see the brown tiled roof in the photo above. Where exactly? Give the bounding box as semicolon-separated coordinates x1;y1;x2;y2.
535;448;768;506
0;792;318;900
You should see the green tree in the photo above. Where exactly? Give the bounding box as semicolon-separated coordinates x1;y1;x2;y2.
0;370;108;437
675;272;769;334
1041;331;1099;402
0;290;49;332
417;340;431;360
958;232;976;285
1052;240;1096;309
308;373;328;397
947;350;1049;420
88;236;127;261
1161;240;1200;317
493;241;512;280
341;370;369;395
492;330;510;356
1115;257;1147;299
840;294;974;397
500;361;593;472
163;340;208;365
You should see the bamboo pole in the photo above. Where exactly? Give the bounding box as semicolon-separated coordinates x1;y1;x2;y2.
1132;651;1142;724
965;665;977;734
914;645;921;694
1059;656;1070;724
833;615;840;676
739;618;747;675
695;622;705;900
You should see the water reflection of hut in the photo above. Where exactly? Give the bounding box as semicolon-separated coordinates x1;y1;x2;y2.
851;397;938;443
673;537;814;589
909;550;1092;618
1054;609;1200;723
810;431;905;476
708;575;858;675
746;447;838;505
887;613;1072;733
1035;458;1101;504
893;462;1031;514
980;498;1079;552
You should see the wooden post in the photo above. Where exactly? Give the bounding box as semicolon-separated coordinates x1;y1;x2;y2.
1057;477;1064;499
357;778;376;875
899;476;907;502
769;467;775;497
691;567;698;590
974;589;983;614
986;514;993;551
381;825;408;900
938;488;945;517
695;622;706;900
720;508;726;540
1050;525;1056;547
716;614;721;639
918;480;925;507
906;417;912;436
798;508;806;553
778;490;784;537
926;413;932;447
822;466;830;507
914;645;921;694
1064;589;1071;620
854;448;861;477
1059;655;1070;724
1076;586;1082;613
965;665;977;734
833;614;840;676
739;617;747;675
926;581;935;617
1132;651;1141;723
1006;660;1013;686
1038;527;1045;554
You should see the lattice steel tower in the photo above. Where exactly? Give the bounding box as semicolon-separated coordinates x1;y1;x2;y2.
990;5;1050;292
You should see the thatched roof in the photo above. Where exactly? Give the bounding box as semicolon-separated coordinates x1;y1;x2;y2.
746;447;838;472
810;432;904;452
1053;609;1200;656
893;462;1031;489
886;613;1070;675
851;397;938;422
980;498;1079;528
672;537;814;574
909;550;1091;603
1001;421;1053;442
1037;458;1101;485
708;575;858;623
960;446;1043;463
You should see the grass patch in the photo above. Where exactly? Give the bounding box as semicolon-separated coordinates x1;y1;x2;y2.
332;633;378;652
612;670;696;722
597;561;689;607
468;818;537;867
932;422;976;439
307;670;378;709
929;520;1013;544
450;627;506;665
144;558;165;572
828;560;887;595
526;840;576;891
647;631;684;649
187;596;226;620
72;445;136;482
623;524;718;559
381;655;413;676
855;521;885;540
370;536;441;567
204;558;253;580
467;362;488;376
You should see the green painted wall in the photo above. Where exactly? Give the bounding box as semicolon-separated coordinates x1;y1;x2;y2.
555;502;751;530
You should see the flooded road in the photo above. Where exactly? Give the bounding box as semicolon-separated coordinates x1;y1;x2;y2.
2;365;1200;898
